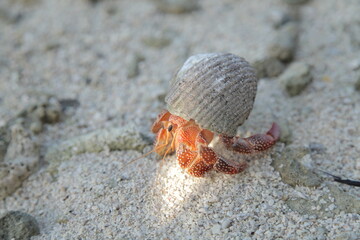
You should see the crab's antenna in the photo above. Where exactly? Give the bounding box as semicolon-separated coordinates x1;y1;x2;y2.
119;143;168;171
161;143;173;163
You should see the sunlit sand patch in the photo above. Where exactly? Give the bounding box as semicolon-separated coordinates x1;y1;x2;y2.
146;140;250;222
148;156;203;221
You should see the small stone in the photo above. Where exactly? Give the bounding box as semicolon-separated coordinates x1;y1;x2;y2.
211;224;221;234
59;99;80;110
271;147;322;188
87;0;104;5
153;0;199;14
0;8;23;24
29;121;43;134
221;219;232;229
355;75;360;91
252;57;286;78
349;59;360;70
279;61;312;96
142;35;172;49
127;53;145;78
309;142;327;154
282;0;310;5
268;22;299;62
268;9;297;29
44;41;61;51
327;204;336;211
277;118;292;145
0;211;40;240
345;19;360;48
43;99;62;123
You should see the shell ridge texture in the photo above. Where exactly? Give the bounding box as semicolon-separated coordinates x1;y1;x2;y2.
169;55;229;121
190;57;242;122
200;61;254;129
166;53;258;136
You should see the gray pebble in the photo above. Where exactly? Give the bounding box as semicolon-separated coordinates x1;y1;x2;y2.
271;147;322;188
282;0;310;5
42;100;62;124
44;41;61;51
211;224;222;234
29;121;43;134
348;59;360;70
221;219;232;229
355;75;360;92
59;98;80;111
0;8;23;24
0;211;40;240
153;0;199;14
252;57;286;78
345;20;360;49
279;61;312;96
142;35;172;49
309;142;327;154
277;119;292;145
268;22;299;62
127;53;145;79
268;9;297;29
87;0;104;5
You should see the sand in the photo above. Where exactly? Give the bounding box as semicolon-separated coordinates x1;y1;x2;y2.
0;0;359;239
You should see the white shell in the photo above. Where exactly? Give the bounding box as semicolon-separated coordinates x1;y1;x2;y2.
165;53;258;136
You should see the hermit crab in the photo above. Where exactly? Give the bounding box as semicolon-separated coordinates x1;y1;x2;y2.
151;53;280;177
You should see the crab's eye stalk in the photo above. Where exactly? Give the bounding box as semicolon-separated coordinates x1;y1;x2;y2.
168;125;173;132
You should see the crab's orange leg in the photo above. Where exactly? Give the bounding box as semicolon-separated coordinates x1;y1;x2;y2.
222;123;280;154
214;157;248;174
176;144;217;177
174;123;217;177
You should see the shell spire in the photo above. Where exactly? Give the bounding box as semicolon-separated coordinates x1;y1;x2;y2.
165;53;258;136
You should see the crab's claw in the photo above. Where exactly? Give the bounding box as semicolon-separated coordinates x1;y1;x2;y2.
222;123;280;154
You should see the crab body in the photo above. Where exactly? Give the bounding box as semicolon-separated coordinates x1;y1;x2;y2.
151;110;280;177
151;53;280;177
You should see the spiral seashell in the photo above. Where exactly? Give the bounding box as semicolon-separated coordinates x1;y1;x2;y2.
165;53;258;136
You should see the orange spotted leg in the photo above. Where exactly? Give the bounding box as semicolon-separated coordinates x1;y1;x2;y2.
175;128;217;177
214;157;248;175
177;143;248;176
222;123;280;154
176;144;217;177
